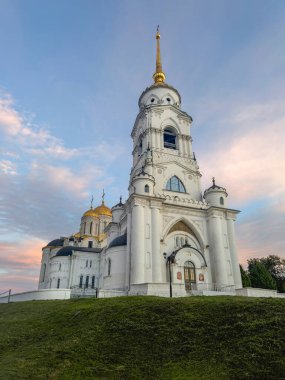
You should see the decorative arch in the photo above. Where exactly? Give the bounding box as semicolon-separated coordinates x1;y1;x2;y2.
162;93;175;105
173;246;207;267
163;217;206;249
160;117;181;134
168;220;195;236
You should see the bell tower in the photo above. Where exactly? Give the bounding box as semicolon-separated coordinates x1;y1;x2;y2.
111;27;243;297
129;27;203;202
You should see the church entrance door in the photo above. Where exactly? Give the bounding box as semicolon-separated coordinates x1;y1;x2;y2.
184;261;196;292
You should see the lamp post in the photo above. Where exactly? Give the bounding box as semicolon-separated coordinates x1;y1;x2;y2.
163;252;174;298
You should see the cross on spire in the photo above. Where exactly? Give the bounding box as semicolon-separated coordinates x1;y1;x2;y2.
102;189;105;204
90;195;94;209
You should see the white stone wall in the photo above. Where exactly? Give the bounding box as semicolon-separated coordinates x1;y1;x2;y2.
0;289;71;303
102;246;127;290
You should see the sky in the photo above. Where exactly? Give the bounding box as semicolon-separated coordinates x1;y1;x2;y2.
0;0;284;293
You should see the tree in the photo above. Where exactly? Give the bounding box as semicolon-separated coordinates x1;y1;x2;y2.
259;255;285;293
240;265;251;287
248;259;277;290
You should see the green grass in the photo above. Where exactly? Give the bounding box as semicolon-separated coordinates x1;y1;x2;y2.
0;296;284;380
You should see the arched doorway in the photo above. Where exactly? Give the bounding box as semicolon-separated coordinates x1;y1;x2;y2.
184;261;196;292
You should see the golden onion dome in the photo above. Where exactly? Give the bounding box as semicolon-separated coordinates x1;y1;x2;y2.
82;208;99;218
73;232;81;238
94;202;112;217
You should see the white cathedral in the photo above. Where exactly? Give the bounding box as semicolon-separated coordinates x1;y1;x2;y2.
38;30;242;297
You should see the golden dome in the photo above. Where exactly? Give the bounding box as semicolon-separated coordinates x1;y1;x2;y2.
94;202;112;217
73;232;81;238
83;208;99;218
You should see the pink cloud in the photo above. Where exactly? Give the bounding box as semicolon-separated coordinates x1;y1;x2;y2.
0;159;17;175
0;97;22;136
0;238;45;293
200;103;285;205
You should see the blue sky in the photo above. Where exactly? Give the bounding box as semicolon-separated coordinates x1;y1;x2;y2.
0;0;284;291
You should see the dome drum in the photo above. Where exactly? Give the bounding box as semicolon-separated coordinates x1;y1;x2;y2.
139;84;181;109
132;172;155;196
204;180;228;208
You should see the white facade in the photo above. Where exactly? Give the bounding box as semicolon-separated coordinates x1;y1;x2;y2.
38;31;243;297
38;201;112;294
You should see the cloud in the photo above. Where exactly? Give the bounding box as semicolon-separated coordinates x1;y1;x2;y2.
237;200;285;266
0;91;81;159
0;159;17;175
199;101;285;206
0;95;22;135
0;237;44;293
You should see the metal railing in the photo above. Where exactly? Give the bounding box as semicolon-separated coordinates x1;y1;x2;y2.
70;286;99;298
0;289;12;303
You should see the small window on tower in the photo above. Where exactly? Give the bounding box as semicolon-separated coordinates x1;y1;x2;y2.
167;97;171;103
138;136;143;155
79;275;83;288
151;98;155;103
220;197;224;205
108;258;111;276
145;184;149;193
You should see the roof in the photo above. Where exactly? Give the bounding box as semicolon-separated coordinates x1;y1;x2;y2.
108;233;127;248
94;202;112;217
138;82;181;105
204;178;228;196
82;208;99;218
46;238;64;247
55;246;102;257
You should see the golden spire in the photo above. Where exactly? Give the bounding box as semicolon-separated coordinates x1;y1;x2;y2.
153;25;166;84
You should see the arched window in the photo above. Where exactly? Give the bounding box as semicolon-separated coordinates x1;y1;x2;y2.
89;222;93;234
42;263;46;282
145;184;149;193
163;128;177;149
166;176;186;193
91;276;95;289
108;258;111;276
176;236;179;247
57;278;60;289
220;197;224;205
85;275;89;288
79;275;83;288
84;222;86;234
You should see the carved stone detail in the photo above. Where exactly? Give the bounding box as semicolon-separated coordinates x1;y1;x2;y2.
163;216;174;229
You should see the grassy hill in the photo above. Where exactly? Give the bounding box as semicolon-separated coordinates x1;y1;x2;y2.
0;296;284;380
